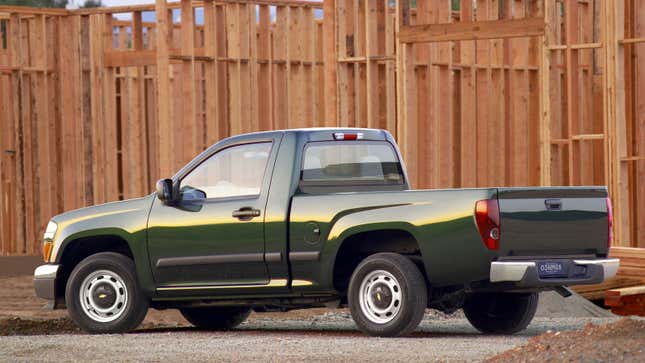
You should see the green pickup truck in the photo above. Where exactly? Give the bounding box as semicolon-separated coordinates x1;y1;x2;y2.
34;128;618;337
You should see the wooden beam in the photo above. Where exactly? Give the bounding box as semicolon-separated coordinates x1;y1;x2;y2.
384;0;395;135
459;0;476;188
156;0;173;177
365;0;378;129
181;0;197;160
0;6;68;15
203;0;219;144
539;0;553;186
105;50;156;67
322;0;337;125
71;0;323;15
399;17;545;44
604;0;630;246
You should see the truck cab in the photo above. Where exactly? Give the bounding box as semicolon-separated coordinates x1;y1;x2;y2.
34;128;618;336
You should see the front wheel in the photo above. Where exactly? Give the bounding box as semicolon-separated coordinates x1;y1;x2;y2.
180;306;251;330
348;253;427;337
65;252;149;334
463;292;538;334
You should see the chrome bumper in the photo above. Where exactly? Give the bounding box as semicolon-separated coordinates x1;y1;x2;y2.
489;258;620;286
34;264;61;301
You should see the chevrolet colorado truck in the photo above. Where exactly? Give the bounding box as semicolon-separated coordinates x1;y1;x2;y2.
34;128;619;337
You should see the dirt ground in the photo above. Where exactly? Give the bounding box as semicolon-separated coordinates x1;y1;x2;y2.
1;274;643;362
487;318;645;362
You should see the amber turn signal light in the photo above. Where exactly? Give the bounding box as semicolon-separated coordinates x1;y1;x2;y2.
42;241;53;262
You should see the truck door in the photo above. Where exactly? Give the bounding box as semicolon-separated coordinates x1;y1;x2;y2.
147;139;278;289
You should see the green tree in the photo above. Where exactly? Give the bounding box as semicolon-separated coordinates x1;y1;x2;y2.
0;0;68;7
81;0;102;8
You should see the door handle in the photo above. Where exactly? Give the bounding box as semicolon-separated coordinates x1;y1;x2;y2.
232;207;261;220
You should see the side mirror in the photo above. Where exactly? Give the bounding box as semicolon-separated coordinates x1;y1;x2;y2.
156;178;176;203
181;188;207;202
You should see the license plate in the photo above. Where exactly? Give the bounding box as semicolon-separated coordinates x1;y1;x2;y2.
537;261;567;278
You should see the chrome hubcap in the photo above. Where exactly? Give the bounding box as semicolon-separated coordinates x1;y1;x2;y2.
79;270;128;323
358;270;402;324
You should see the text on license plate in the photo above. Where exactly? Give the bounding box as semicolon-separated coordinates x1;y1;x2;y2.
537;261;566;278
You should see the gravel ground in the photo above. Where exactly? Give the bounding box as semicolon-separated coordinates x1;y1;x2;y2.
0;313;619;362
0;274;634;362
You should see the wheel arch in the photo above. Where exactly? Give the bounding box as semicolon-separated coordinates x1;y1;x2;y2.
330;226;426;294
55;234;136;302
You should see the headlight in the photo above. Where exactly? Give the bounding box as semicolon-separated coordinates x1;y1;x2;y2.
44;221;58;240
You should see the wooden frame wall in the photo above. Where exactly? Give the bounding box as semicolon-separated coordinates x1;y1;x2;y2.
0;0;643;255
0;0;325;254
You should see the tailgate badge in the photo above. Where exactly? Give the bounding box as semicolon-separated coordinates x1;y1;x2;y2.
544;199;562;211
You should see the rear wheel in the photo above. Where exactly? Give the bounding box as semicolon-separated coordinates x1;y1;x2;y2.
348;253;427;337
463;292;538;334
65;252;149;334
180;306;251;330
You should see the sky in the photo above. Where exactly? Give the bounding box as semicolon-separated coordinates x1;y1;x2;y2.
83;0;323;21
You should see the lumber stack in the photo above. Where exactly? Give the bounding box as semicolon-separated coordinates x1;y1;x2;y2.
603;247;645;316
605;286;645;316
609;247;645;279
573;247;645;300
572;277;644;301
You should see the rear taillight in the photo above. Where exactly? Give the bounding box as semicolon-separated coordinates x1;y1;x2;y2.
333;132;363;140
475;199;501;250
606;197;613;247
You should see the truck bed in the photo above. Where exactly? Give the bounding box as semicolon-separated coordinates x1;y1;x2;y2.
288;186;610;290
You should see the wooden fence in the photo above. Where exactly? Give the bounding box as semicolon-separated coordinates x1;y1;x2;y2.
0;0;643;255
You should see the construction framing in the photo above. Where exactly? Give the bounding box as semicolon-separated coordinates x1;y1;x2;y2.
0;0;643;255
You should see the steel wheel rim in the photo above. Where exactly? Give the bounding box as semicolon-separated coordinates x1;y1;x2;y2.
79;269;128;323
358;269;402;324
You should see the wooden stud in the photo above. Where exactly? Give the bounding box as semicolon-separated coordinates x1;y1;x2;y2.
539;0;553;186
181;0;197;161
156;0;173;178
323;0;337;125
203;0;219;143
365;0;378;129
257;4;272;130
460;0;476;188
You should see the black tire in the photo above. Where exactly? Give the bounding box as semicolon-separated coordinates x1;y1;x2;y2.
65;252;149;334
348;253;427;337
180;306;251;330
463;292;538;334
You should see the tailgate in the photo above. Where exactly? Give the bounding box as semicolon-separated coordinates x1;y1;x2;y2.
496;187;609;257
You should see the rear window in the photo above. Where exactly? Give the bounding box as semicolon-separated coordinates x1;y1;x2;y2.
301;141;404;185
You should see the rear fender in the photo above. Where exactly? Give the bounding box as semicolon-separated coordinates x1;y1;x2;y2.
322;212;423;288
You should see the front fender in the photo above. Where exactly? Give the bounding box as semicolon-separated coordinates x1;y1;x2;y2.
49;195;155;294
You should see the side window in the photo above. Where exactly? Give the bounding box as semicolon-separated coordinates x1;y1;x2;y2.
181;142;272;199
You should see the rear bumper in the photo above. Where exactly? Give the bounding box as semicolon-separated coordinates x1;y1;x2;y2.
34;264;60;301
490;258;619;287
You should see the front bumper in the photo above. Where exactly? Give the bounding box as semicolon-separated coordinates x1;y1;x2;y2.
490;258;619;287
34;264;60;301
